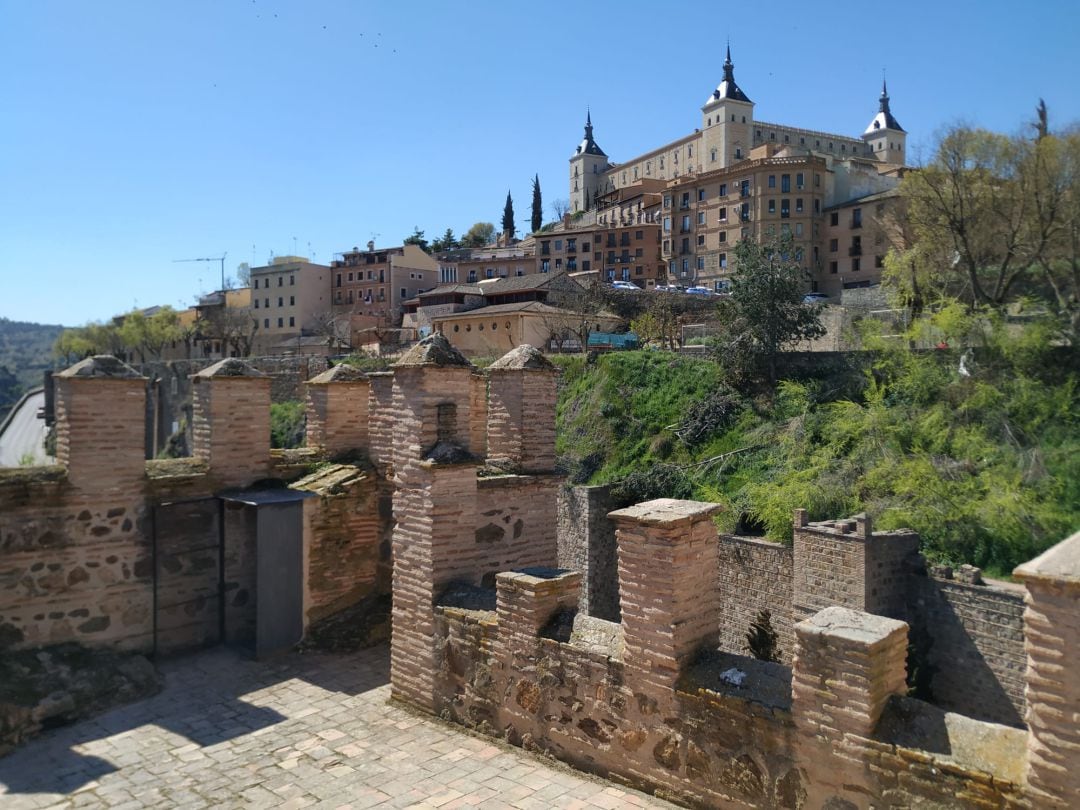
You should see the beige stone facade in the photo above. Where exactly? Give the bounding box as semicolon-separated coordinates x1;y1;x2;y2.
250;257;332;352
331;244;438;330
432;302;620;357
571;51;907;293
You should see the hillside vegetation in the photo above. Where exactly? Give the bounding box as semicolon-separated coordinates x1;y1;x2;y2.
0;318;64;420
554;310;1079;577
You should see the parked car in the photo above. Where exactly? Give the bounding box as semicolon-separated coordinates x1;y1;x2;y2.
611;280;640;291
802;292;829;304
685;286;712;295
652;284;675;292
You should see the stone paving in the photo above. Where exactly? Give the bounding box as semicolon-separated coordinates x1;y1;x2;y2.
0;645;679;809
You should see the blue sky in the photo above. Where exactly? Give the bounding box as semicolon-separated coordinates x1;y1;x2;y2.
2;0;1078;326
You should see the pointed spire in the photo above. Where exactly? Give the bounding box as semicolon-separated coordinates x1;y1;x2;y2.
706;42;751;105
575;108;606;157
864;73;904;134
879;73;890;112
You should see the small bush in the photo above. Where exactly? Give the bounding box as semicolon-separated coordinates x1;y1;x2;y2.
270;401;306;449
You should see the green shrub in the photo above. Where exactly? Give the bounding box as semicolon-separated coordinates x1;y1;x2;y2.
270;401;306;449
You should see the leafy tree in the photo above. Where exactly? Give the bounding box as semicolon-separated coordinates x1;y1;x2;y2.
236;262;251;287
746;609;779;663
431;228;458;253
551;198;570;221
531;174;543;233
502;190;516;240
461;222;495;248
118;307;182;362
714;236;825;384
403;226;430;253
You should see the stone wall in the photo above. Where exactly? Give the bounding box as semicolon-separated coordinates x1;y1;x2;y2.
908;571;1027;727
555;484;619;621
716;535;794;662
0;356;385;658
403;495;1040;809
383;348;1077;807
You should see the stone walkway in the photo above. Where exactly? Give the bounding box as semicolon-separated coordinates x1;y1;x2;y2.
0;645;679;809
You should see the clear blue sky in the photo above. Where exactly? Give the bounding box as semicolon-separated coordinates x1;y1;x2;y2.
2;0;1077;326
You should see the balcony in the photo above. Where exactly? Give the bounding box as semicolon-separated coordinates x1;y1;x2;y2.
849;246;862;257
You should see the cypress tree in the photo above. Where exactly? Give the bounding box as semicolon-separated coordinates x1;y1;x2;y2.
502;190;516;239
531;174;543;233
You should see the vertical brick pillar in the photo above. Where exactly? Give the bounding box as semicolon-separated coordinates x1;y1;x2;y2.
496;568;580;656
388;335;480;712
486;345;558;473
366;372;394;475
469;372;488;460
191;358;270;486
54;356;147;493
1014;531;1080;809
793;606;908;806
609;498;721;692
304;364;369;456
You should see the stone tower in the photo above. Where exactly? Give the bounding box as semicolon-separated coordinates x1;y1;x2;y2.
701;45;755;169
569;110;609;213
862;78;906;164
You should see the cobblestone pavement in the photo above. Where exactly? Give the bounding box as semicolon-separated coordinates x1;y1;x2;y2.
0;645;679;809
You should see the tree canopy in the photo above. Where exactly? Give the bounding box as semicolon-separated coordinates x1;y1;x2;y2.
713;236;825;383
403;226;430;253
461;222;495;248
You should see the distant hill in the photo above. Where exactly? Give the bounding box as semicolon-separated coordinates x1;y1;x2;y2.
0;318;64;422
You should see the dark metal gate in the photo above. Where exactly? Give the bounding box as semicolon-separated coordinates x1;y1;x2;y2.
151;497;223;658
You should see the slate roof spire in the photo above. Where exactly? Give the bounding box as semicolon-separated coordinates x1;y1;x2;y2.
706;43;752;105
575;108;606;157
864;73;905;134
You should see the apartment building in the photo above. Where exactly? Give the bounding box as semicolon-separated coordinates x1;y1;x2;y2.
330;242;438;329
250;257;332;350
438;241;535;285
821;188;903;296
569;49;908;293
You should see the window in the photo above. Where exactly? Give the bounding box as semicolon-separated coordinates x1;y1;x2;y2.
697;256;705;270
697;235;705;246
780;199;790;218
795;198;803;213
852;208;863;228
540;259;550;273
254;299;259;309
634;231;642;240
254;279;260;289
663;216;671;232
768;199;776;214
680;192;690;209
768;175;776;189
583;241;591;252
740;202;750;221
718;206;727;222
663;194;671;208
719;231;727;243
289;295;295;305
277;317;283;327
814;199;820;214
796;173;804;189
289;275;295;286
697;211;706;225
740;179;750;197
264;318;269;328
829;261;838;274
719;183;727;196
681;215;691;232
710;148;717;162
698;188;706;201
278;297;283;306
735;148;742;159
336;273;341;287
555;258;562;269
795;223;803;236
781;174;791;193
719;253;727;268
852;258;861;272
830;212;839;226
278;277;283;287
348;272;353;282
875;255;885;268
289;316;295;327
400;287;407;298
829;239;838;252
555;239;562;250
264;298;269;307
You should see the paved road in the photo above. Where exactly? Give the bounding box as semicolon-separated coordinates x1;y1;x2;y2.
0;388;51;467
0;645;679;809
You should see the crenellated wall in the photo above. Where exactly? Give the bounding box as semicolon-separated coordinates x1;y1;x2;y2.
387;347;1080;809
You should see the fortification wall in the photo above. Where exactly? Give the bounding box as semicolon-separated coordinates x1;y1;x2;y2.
716;535;794;661
555;484;620;621
909;571;1027;727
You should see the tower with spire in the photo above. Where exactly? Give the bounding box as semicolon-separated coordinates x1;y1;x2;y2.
862;77;906;164
569;110;610;213
701;44;755;170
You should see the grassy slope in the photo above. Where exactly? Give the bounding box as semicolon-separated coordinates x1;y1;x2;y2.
553;345;1079;577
